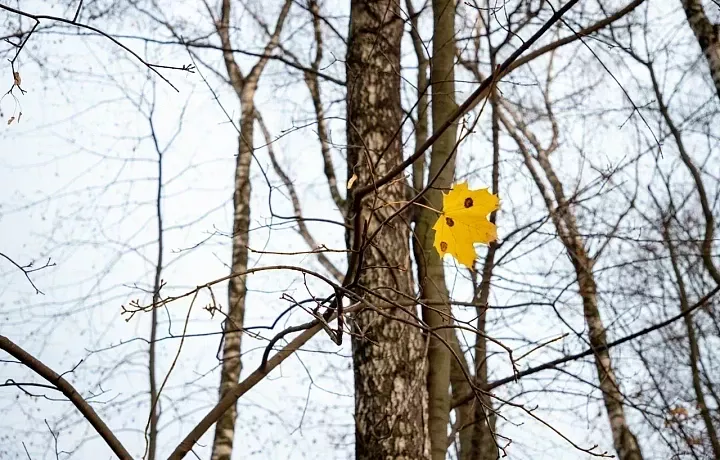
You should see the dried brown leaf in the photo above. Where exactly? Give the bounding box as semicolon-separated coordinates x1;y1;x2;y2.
347;174;357;189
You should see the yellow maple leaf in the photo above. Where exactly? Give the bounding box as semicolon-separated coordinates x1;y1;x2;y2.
432;181;499;268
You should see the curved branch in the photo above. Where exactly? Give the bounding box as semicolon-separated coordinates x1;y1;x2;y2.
0;336;132;460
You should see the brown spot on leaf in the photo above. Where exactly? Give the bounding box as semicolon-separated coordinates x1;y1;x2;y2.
445;217;454;227
464;197;473;208
440;241;448;252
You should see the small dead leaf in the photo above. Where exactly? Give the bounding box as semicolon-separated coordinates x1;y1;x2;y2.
7;116;15;125
13;72;21;87
17;112;22;123
669;406;689;419
347;174;357;189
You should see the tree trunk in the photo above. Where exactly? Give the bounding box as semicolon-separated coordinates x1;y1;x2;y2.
646;58;720;457
413;0;458;458
406;0;429;194
540;162;643;460
147;138;164;460
211;95;254;460
681;0;720;99
573;248;643;460
499;104;644;460
209;1;292;457
468;63;501;460
346;1;429;458
665;223;720;458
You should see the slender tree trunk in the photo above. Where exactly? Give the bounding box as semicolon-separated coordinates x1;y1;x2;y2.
411;0;459;457
646;58;720;457
209;1;292;458
211;96;254;460
469;308;496;460
680;0;720;99
147;133;164;460
406;0;429;194
665;224;720;458
573;247;643;460
448;333;473;457
499;104;644;460
148;296;159;460
346;1;429;458
468;52;501;460
543;168;643;460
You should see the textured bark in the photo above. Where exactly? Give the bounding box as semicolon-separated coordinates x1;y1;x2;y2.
681;0;720;100
498;104;644;460
212;103;253;460
210;2;292;459
413;0;459;458
346;1;429;458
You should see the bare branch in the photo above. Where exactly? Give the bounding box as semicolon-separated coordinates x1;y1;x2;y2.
0;252;54;294
0;336;132;460
0;3;193;92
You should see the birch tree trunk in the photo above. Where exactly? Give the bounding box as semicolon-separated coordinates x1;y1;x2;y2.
346;1;429;458
212;99;253;460
211;2;292;459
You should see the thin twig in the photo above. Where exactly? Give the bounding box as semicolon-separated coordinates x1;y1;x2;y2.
0;4;192;92
0;252;54;294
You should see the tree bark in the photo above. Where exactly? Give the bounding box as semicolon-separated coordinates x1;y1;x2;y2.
212;99;254;460
681;0;720;99
346;1;429;458
210;2;292;459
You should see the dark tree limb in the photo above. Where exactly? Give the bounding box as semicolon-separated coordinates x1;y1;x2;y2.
0;336;132;460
